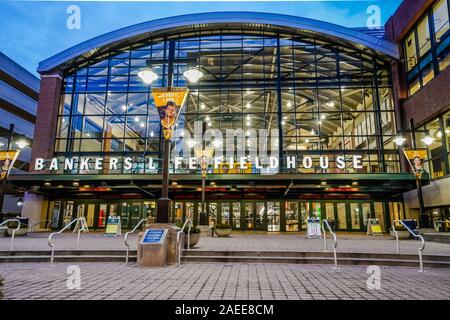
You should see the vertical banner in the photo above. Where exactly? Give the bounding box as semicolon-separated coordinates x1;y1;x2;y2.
0;150;20;181
151;87;188;140
403;148;428;178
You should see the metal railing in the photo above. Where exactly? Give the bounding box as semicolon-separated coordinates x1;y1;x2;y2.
177;218;193;267
48;218;87;267
124;218;147;265
321;219;338;269
391;220;425;272
28;219;51;233
0;219;21;250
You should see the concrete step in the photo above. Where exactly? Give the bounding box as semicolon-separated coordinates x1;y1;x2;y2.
182;250;450;262
423;233;450;244
180;255;450;268
0;255;136;263
0;250;137;257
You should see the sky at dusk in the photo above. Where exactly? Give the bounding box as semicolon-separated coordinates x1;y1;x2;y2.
0;0;403;76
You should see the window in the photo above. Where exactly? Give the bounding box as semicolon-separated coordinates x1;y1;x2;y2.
405;32;418;71
417;16;432;57
404;0;450;96
434;0;450;43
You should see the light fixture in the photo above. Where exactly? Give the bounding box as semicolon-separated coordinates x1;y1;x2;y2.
321;114;326;120
17;197;23;207
183;67;204;83
305;139;309;143
246;103;251;109
16;140;28;149
73;181;79;187
310;129;315;135
213;139;222;148
140;123;145;128
150;131;155;137
171;181;178;186
287;102;292;108
327;102;335;108
44;182;51;187
282;121;286;125
137;68;158;84
437;131;443;138
121;105;127;111
394;136;406;146
207;122;212;127
134;117;140;122
422;135;435;146
200;103;206;110
246;121;251;127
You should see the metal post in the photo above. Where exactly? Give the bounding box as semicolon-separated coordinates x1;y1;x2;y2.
410;119;427;226
156;40;175;223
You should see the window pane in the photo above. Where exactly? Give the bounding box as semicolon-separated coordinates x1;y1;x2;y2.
434;0;450;43
417;16;431;57
405;32;418;71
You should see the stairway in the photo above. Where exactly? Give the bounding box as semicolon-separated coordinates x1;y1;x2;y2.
181;250;450;268
0;250;136;263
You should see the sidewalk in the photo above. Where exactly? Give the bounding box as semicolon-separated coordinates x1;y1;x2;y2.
1;231;450;256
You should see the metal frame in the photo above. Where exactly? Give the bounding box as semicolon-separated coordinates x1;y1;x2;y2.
322;219;338;269
391;219;425;272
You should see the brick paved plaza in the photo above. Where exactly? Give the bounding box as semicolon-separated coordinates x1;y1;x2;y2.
1;262;450;300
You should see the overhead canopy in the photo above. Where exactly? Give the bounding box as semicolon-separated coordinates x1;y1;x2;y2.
38;11;398;73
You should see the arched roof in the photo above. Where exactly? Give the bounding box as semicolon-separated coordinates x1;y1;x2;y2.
38;11;398;73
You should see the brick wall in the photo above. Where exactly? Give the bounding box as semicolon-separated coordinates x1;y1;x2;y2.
30;72;63;173
401;66;450;126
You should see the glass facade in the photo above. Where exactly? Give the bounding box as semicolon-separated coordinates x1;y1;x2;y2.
415;111;450;180
404;0;450;96
56;30;399;175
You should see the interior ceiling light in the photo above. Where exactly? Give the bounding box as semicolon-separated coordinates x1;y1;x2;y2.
394;136;406;146
422;135;435;146
137;68;158;84
183;67;204;83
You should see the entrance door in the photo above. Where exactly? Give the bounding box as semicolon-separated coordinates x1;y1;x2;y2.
255;202;266;230
208;202;218;227
221;203;231;226
244;202;255;230
336;203;347;230
267;202;280;232
285;202;298;232
232;202;241;229
349;203;362;231
129;202;142;228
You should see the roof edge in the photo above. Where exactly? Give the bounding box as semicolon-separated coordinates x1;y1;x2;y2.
38;11;399;73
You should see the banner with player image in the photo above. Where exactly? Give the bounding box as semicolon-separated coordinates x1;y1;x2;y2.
0;150;20;181
403;148;428;178
151;87;188;140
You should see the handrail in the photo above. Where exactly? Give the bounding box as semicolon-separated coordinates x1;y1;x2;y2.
28;219;51;232
177;218;193;267
391;219;425;272
124;218;147;265
48;218;86;267
321;219;338;269
0;219;21;250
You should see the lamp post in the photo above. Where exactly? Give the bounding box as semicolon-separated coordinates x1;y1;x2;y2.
138;57;204;224
194;146;215;226
394;119;434;227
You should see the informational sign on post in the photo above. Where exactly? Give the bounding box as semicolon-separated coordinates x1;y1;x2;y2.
367;218;383;236
307;218;322;239
105;216;122;237
141;229;167;244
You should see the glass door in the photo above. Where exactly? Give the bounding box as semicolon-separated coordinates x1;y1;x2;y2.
173;202;183;225
337;203;347;230
129;202;142;228
256;202;266;230
208;202;218;227
350;203;362;231
300;202;309;230
232;202;241;229
244;202;255;230
221;203;231;226
185;202;194;222
120;203;130;228
267;202;280;232
285;202;298;232
98;204;108;228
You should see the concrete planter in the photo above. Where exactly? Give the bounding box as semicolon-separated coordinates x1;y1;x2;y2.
184;233;200;248
7;228;27;236
214;228;232;237
389;229;410;239
0;227;7;237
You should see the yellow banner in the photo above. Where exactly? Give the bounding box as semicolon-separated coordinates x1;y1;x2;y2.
403;148;428;174
151;87;188;129
0;150;20;181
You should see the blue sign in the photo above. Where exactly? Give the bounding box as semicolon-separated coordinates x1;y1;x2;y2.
142;229;165;243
